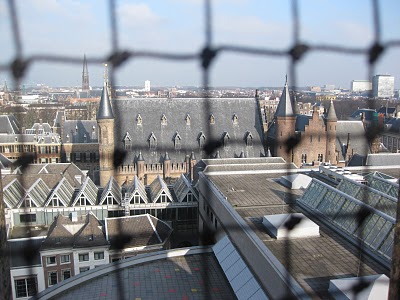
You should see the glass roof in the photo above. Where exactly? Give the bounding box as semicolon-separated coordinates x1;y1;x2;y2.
300;178;395;262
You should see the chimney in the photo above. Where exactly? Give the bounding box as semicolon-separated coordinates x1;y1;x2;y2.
22;127;25;134
70;211;78;222
39;119;43;125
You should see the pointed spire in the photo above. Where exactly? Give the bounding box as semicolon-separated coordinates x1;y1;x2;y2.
3;81;8;93
137;151;144;161
275;76;294;117
190;152;196;160
82;54;90;91
326;100;338;121
97;81;114;119
164;152;170;161
215;151;221;159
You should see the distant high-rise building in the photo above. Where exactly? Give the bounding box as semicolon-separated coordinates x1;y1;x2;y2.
82;54;90;92
144;80;151;92
351;80;372;92
372;75;394;98
323;84;335;91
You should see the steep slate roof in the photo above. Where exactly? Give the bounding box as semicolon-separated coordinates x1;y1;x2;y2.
112;97;265;164
62;120;98;143
105;214;172;250
125;175;148;204
0;133;60;144
0;115;20;134
336;120;369;160
0;153;12;169
97;83;114;119
274;78;294;117
45;177;75;207
173;174;198;202
366;153;400;166
71;176;98;206
149;175;174;203
29;122;52;134
41;213;108;250
99;176;122;205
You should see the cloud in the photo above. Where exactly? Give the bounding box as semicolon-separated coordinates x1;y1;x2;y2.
118;3;163;28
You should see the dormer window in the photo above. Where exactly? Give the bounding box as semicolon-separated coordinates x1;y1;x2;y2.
198;132;206;149
174;132;182;150
136;114;142;126
83;134;87;143
232;114;238;125
66;134;70;142
222;132;230;147
123;132;132;150
75;125;78;133
148;132;157;150
209;114;215;125
245;131;253;147
161;114;167;126
185;114;191;126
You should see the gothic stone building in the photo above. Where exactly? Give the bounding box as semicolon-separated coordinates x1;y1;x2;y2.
97;83;266;186
267;78;371;167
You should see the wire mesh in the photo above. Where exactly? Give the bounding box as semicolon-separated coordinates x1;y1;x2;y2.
1;0;400;299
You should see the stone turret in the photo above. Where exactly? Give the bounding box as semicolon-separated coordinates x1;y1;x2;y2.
275;76;296;163
97;81;115;187
325;100;338;164
163;152;171;179
137;151;145;181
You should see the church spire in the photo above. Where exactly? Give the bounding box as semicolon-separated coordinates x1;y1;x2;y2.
275;76;294;117
97;80;114;120
82;54;90;91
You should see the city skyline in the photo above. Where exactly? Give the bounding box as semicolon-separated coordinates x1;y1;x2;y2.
1;0;400;88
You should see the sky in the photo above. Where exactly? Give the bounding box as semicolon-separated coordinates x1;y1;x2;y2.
1;0;400;89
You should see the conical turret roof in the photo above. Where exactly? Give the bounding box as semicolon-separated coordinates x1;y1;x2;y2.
97;82;114;119
326;100;338;121
275;76;294;118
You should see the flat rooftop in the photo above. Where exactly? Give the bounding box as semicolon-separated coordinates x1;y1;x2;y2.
37;249;235;300
208;172;389;299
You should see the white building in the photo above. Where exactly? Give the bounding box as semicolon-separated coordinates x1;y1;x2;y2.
144;80;151;92
351;80;372;92
372;75;395;98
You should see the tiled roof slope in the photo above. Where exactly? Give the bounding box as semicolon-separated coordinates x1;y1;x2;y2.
112;97;265;164
106;214;172;250
41;213;108;250
62;120;98;143
0;115;20;134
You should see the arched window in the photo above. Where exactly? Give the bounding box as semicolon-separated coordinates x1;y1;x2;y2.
222;132;230;147
161;114;167;126
174;132;182;150
232;114;238;125
209;114;215;125
185;114;191;126
136;114;142;126
198;132;206;149
245;131;253;147
148;132;157;150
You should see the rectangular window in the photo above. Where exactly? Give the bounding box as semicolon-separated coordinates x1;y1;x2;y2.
61;269;71;281
46;256;56;266
78;253;89;262
94;251;104;260
48;271;58;286
60;254;70;264
20;214;36;223
15;277;37;298
79;267;90;273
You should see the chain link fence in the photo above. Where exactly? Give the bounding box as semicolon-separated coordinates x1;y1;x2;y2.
1;0;400;299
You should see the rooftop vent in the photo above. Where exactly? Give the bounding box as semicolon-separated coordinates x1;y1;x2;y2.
262;213;319;239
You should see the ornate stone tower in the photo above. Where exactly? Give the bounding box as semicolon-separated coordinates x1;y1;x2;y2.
97;81;114;187
325;100;338;164
274;77;296;163
82;54;90;92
